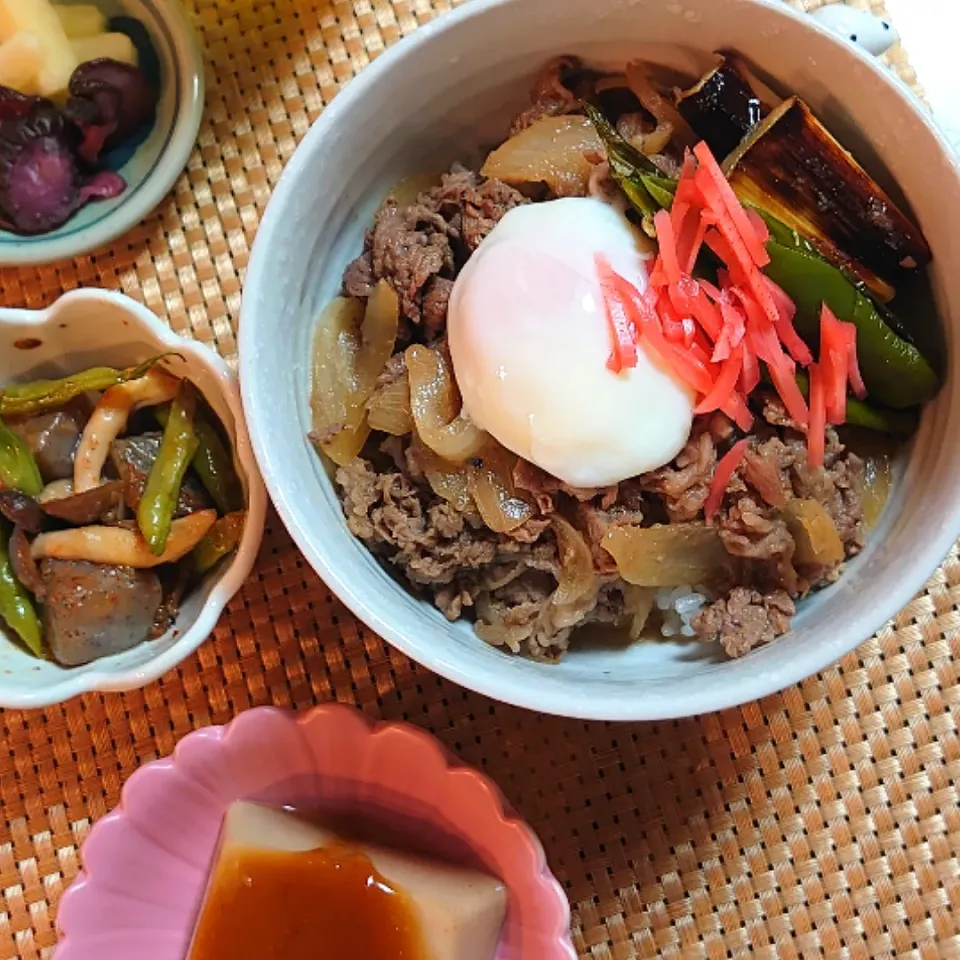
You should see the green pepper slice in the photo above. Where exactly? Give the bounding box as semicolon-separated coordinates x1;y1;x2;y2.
192;511;246;576
0;415;43;496
138;382;200;556
156;404;244;515
0;521;43;657
763;243;937;409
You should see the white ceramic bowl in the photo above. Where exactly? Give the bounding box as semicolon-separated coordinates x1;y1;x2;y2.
0;0;204;266
240;0;960;721
0;289;266;708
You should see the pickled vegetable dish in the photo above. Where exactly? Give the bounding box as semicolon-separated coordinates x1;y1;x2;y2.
311;54;939;661
0;1;159;234
0;360;245;666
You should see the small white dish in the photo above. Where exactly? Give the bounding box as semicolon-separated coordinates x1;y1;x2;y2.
0;289;266;709
240;0;960;721
0;0;204;266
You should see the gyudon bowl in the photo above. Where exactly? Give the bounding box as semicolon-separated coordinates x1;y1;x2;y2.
241;0;960;720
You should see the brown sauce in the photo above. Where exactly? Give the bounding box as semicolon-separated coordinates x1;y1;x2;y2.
188;841;427;960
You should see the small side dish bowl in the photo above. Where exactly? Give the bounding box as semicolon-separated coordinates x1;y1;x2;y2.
54;704;574;960
0;0;204;266
0;288;266;708
240;0;960;721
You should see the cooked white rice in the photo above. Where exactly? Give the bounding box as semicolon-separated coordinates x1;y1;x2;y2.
655;586;709;638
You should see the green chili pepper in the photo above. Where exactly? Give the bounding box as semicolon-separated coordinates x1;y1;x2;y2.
192;511;246;575
786;371;919;439
0;522;43;657
0;415;43;496
763;243;938;409
156;405;244;515
0;356;167;418
138;382;200;556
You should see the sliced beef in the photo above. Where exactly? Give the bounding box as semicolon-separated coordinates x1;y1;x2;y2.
337;452;621;659
342;169;526;333
41;479;125;525
421;277;454;340
718;496;797;594
337;458;497;587
369;203;455;323
509;56;583;135
9;526;43;599
110;434;210;517
693;586;796;658
7;409;83;482
39;560;163;666
0;490;43;532
459;179;528;251
639;427;717;521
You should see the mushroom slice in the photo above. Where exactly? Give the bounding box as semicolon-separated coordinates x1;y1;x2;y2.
73;369;180;493
32;509;216;568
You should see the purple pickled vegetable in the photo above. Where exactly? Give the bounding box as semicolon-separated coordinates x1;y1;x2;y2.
0;85;40;121
0;103;80;234
66;59;157;163
80;170;126;202
0;102;127;235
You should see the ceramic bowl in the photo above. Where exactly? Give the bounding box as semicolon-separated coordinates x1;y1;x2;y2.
0;0;204;266
240;0;960;720
0;289;266;708
54;704;574;959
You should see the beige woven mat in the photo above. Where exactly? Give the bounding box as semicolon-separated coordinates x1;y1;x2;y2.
0;0;957;957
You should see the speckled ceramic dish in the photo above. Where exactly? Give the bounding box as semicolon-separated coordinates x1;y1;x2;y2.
55;704;575;959
240;0;960;721
0;0;204;266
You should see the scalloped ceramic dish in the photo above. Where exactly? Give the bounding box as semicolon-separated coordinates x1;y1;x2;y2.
0;0;204;266
55;704;574;959
0;289;266;708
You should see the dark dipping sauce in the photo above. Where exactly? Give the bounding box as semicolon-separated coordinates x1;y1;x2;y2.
188;841;427;960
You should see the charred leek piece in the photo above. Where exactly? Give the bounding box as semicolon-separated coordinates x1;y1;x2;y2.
723;97;930;297
584;104;661;224
676;56;772;161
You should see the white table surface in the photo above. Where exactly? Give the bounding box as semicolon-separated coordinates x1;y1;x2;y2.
887;0;960;150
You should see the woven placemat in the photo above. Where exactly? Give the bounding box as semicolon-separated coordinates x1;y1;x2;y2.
0;1;957;958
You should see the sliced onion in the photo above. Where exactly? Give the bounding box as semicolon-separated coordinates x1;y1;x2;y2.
357;281;401;388
467;444;533;534
602;522;728;587
481;115;603;197
550;515;597;606
781;499;844;566
367;369;413;436
413;440;473;512
623;584;656;640
625;60;697;149
310;282;400;466
405;344;488;462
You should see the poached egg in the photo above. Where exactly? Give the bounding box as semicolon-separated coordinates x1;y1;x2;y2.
447;197;695;488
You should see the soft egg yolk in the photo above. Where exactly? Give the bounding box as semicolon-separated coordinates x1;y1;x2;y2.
447;197;695;488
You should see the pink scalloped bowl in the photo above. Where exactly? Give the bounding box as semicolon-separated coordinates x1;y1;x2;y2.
54;705;574;960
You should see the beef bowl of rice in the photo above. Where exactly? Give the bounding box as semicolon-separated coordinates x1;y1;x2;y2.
240;0;960;720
